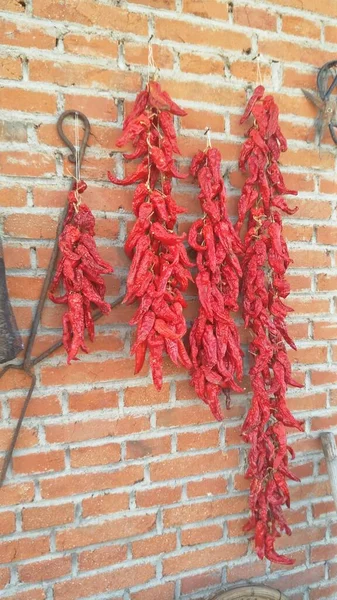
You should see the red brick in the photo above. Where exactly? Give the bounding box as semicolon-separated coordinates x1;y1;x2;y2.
125;43;174;69
317;274;337;291
45;415;150;443
0;591;46;600
0;511;15;535
291;249;330;269
227;559;266;582
0;120;27;142
131;583;175;600
150;449;239;481
0;56;22;79
54;564;155;600
12;450;65;475
33;0;148;33
56;514;156;551
291;297;330;315
317;225;337;244
182;109;224;133
287;392;326;412
12;270;42;299
0;152;55;177
311;370;337;386
0;482;34;506
180;53;224;76
82;492;129;518
282;14;320;38
159;78;245;108
0;567;10;590
9;395;61;418
41;357;144;387
234;6;277;30
163;542;247;575
18;557;71;583
0;0;25;11
0;88;56;113
124;382;170;406
156;405;215;428
22;503;74;531
30;59;141;92
64;94;117;122
126;436;171;459
41;465;144;499
164;496;247;528
132;533;176;558
70;442;121;468
187;476;227;498
313;321;337;340
3;245;30;269
310;583;337;600
63;33;118;58
0;20;55;49
0;536;50;563
181;570;222;594
78;544;127;571
312;500;335;519
311;543;336;563
177;429;219;451
4;214;57;238
259;38;336;68
0;426;38;451
183;0;228;19
136;485;182;508
311;413;337;431
181;524;223;546
273;564;325;592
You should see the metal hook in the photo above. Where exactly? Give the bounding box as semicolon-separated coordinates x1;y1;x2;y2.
57;110;91;167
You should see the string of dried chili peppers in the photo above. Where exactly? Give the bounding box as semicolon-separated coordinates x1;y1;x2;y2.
237;85;304;564
188;145;243;421
108;81;192;389
49;180;113;363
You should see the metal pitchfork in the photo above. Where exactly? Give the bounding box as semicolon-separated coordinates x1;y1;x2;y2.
0;110;123;487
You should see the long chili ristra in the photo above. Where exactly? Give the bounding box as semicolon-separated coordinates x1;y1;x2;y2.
238;86;303;565
188;146;243;420
108;81;192;389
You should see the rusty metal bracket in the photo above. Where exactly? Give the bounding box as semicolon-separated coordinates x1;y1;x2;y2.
0;110;123;487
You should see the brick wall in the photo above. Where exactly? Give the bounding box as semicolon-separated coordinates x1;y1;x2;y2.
0;0;337;599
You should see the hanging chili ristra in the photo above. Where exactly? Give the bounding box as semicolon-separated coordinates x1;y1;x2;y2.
188;145;243;420
108;81;192;389
238;85;303;564
49;180;113;362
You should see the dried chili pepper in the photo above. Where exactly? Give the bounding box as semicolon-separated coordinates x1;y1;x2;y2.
49;180;113;363
238;86;303;564
188;146;243;420
109;81;192;388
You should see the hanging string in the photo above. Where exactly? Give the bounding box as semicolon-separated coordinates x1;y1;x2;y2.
204;127;212;149
255;54;263;86
147;34;157;82
73;112;81;209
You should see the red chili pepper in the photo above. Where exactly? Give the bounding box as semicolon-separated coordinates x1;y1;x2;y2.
188;146;243;421
109;82;191;388
49;186;113;363
238;86;303;565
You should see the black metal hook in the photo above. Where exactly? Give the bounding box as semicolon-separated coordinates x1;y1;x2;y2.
57;110;91;166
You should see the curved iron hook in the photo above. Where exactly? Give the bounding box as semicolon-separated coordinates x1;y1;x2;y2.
317;60;337;101
57;110;91;166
